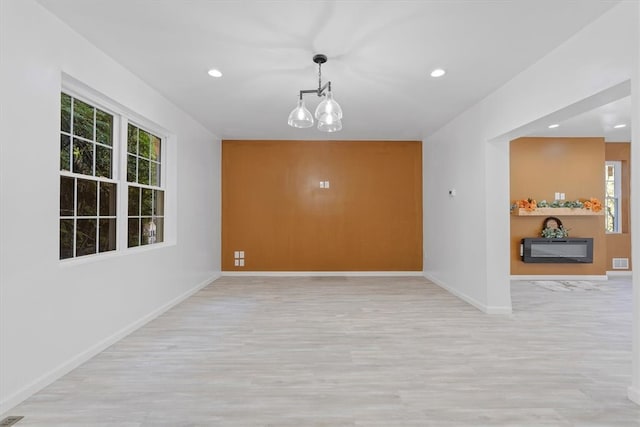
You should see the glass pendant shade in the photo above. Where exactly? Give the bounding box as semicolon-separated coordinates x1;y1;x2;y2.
287;99;314;128
317;112;342;132
314;91;343;120
289;54;343;132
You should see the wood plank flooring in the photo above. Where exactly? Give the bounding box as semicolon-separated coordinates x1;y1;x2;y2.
8;276;640;426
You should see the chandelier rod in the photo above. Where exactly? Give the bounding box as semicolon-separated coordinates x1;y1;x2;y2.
298;54;331;100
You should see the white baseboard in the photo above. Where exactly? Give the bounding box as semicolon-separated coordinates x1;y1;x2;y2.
0;272;221;417
424;273;512;315
607;271;633;277
510;275;608;281
221;271;423;277
628;386;640;405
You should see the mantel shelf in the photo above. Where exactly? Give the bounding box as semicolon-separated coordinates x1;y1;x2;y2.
511;207;604;216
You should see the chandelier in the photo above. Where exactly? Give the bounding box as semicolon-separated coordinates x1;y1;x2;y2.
287;54;343;132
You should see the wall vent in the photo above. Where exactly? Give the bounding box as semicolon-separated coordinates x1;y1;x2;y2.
0;416;24;426
612;258;629;269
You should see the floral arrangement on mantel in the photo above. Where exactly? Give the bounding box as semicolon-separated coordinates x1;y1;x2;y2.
511;197;603;212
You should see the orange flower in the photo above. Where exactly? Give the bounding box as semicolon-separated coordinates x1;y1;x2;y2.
583;197;602;212
514;198;537;211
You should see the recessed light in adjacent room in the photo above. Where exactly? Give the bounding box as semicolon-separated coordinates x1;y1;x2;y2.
614;124;627;129
548;124;560;129
430;68;446;78
208;68;223;78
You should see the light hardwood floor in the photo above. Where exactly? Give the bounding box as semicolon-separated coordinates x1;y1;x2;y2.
7;276;640;426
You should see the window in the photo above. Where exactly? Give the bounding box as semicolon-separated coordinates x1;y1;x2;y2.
127;124;164;247
59;89;167;259
605;161;621;233
60;93;117;259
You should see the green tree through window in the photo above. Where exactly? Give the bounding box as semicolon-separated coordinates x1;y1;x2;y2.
127;124;164;247
60;93;116;259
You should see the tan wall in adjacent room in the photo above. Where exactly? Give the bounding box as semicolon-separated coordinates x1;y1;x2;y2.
221;140;422;271
510;137;606;276
605;142;632;272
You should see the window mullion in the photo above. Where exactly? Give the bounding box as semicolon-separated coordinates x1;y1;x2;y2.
96;182;101;254
73;177;77;257
70;98;75;175
91;107;96;177
137;186;141;245
118;117;129;252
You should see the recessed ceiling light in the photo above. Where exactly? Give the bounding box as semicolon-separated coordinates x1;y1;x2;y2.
207;68;222;78
614;124;627;129
548;124;559;129
430;68;446;78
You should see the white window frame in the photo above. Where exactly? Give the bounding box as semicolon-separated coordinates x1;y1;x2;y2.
59;90;121;259
123;121;167;249
61;73;173;263
605;160;621;234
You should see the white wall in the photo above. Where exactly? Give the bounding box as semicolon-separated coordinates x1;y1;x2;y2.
423;2;637;313
629;0;640;407
0;0;221;413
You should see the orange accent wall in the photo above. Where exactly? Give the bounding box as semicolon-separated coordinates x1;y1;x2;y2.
222;140;422;271
605;142;632;271
510;137;606;276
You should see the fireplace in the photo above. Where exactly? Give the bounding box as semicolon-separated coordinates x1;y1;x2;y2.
521;238;594;263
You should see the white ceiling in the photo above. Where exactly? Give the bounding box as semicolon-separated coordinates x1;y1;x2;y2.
527;96;631;142
37;0;626;141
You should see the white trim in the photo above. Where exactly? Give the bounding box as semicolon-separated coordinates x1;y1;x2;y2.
60;75;175;259
510;275;608;281
0;273;220;416
607;270;633;277
117;114;128;251
221;271;423;277
483;306;513;315
629;386;640;405
424;273;512;315
62;73;170;136
59;241;176;267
